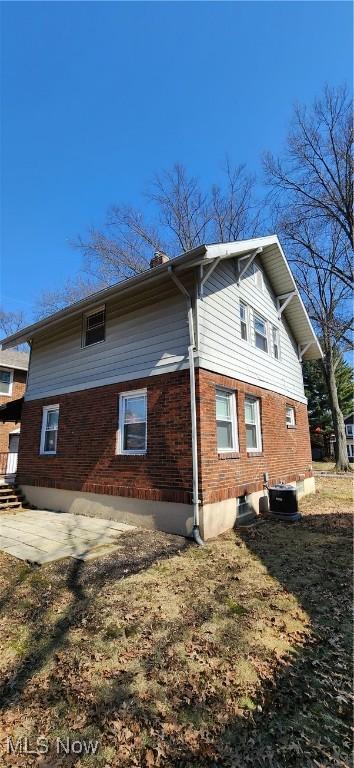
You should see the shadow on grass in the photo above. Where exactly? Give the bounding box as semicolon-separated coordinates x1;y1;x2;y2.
0;514;352;767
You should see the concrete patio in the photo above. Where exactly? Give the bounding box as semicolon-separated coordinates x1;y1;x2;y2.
0;509;137;564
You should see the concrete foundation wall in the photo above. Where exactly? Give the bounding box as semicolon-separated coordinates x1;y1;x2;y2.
21;475;315;541
21;484;194;538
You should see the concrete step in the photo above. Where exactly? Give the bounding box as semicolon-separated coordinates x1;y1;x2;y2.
0;501;22;510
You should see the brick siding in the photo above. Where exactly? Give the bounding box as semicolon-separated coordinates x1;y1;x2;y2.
17;370;193;504
196;368;313;504
17;368;313;505
0;369;27;452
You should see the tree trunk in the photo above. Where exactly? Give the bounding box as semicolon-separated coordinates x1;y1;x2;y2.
322;352;350;471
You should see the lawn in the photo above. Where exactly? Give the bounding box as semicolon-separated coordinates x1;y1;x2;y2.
0;477;352;768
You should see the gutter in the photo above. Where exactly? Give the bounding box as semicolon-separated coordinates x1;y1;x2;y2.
168;265;204;546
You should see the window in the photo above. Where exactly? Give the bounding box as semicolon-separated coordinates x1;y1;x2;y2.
216;388;238;452
40;405;59;455
346;423;353;438
83;306;105;347
286;406;296;427
254;312;268;353
244;396;262;452
347;444;354;458
272;326;280;359
0;368;13;396
239;301;249;341
118;390;147;454
253;263;264;292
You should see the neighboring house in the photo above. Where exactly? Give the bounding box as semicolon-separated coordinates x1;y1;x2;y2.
1;236;322;539
344;412;354;463
0;349;29;480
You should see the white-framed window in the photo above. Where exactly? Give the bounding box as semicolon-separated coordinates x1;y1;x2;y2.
254;312;268;353
272;326;280;360
346;423;353;438
83;306;105;347
0;368;13;396
253;263;264;292
347;443;354;458
118;389;147;455
244;396;262;452
239;301;249;341
215;388;239;452
286;405;296;427
40;405;59;455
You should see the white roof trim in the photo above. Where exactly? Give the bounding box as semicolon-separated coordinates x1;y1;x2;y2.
0;235;322;360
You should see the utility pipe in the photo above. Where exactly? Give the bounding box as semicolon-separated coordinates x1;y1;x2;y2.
168;265;204;545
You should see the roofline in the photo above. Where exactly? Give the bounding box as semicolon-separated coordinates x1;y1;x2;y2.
0;244;207;348
0;362;29;371
0;235;321;358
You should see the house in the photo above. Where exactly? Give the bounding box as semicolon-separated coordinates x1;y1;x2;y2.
0;348;29;481
1;236;322;540
344;412;354;463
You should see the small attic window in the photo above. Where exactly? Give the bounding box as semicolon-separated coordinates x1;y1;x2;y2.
83;306;105;347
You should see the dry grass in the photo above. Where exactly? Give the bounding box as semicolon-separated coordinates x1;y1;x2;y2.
0;477;352;767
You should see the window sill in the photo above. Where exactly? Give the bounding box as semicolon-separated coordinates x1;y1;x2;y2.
247;451;263;457
218;451;240;460
115;452;147;458
286;425;296;430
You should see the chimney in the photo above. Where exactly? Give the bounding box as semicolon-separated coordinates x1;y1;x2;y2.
150;250;170;269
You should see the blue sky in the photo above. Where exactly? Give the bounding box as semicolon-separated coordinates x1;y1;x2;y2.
1;1;352;320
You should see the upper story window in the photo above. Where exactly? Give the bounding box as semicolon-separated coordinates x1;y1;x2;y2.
272;326;280;360
253;263;264;292
286;406;296;427
216;388;239;452
239;301;249;341
118;389;147;455
346;423;353;438
254;312;268;353
244;396;262;452
83;306;105;347
40;405;59;455
0;368;13;396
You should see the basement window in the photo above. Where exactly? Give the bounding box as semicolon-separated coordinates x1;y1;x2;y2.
83;306;105;347
118;390;147;455
40;405;59;455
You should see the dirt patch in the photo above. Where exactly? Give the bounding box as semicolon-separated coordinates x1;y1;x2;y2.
0;478;352;767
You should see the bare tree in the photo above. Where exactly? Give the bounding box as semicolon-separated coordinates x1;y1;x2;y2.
284;219;352;471
37;161;260;319
0;309;25;338
264;84;353;282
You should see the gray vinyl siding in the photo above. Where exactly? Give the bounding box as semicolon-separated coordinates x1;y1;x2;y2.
25;291;190;401
198;258;306;402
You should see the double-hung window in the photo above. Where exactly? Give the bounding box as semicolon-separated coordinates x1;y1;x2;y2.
0;368;13;396
239;301;249;341
244;396;262;452
40;405;59;455
286;406;296;427
83;306;105;347
216;388;238;452
254;312;268;353
272;326;280;359
346;423;353;438
118;390;147;454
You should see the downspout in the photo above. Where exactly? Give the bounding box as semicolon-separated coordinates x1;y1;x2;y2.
168;265;204;545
